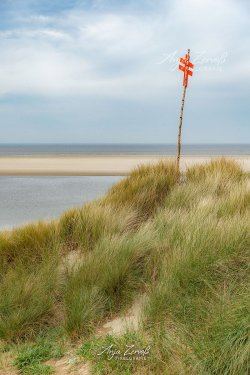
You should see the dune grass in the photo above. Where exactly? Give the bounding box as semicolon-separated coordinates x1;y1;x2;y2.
0;158;249;375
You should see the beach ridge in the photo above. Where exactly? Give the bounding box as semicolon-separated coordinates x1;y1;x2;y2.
0;155;249;175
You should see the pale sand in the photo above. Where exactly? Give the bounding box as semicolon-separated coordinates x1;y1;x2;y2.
0;155;249;175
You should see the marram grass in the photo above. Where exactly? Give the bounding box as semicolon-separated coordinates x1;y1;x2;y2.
0;159;249;375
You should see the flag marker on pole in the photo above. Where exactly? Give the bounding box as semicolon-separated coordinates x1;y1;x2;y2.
177;49;194;170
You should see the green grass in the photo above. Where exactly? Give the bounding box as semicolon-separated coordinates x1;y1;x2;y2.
0;158;249;374
0;259;59;341
14;340;54;374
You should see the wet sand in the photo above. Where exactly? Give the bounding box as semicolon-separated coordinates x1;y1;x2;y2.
0;155;249;175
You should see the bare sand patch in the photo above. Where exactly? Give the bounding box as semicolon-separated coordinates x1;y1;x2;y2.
97;294;146;337
0;156;249;175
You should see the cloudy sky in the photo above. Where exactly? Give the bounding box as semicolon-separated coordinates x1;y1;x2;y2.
0;0;249;143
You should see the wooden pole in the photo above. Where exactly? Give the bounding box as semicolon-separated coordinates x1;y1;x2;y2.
177;48;190;171
177;84;187;170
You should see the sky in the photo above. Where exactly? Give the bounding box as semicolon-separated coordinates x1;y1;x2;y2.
0;0;249;144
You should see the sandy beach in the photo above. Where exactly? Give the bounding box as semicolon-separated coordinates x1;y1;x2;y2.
0;155;249;175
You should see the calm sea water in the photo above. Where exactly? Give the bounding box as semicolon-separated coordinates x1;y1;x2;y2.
0;143;249;156
0;176;122;230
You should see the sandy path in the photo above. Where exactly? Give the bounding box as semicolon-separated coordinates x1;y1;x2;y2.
0;155;249;175
45;294;146;375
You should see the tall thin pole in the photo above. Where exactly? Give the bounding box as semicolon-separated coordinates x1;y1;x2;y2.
177;85;187;170
177;48;190;171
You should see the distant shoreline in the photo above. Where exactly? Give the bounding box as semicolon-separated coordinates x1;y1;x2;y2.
0;144;249;157
0;155;249;175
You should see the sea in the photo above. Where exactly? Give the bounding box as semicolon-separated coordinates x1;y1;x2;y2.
0;143;249;230
0;143;249;156
0;176;121;230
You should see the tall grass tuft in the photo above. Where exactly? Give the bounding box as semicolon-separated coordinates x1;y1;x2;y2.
0;259;59;342
63;229;155;337
0;222;58;276
58;202;139;252
186;157;243;181
103;160;179;218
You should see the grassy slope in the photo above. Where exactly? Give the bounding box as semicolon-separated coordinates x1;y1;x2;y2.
0;159;249;375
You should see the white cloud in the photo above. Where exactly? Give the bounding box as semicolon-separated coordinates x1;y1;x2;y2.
0;0;249;99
